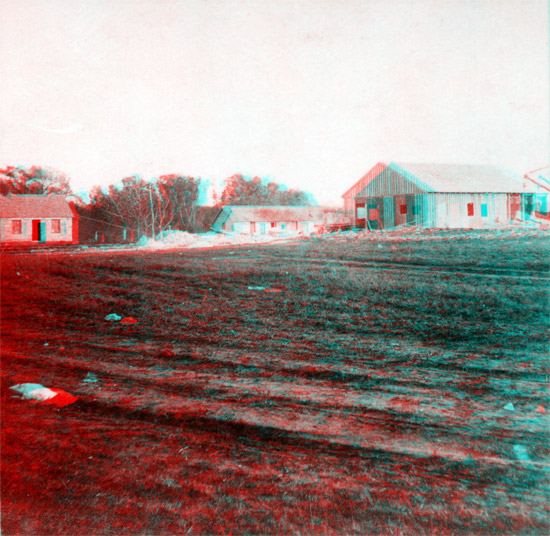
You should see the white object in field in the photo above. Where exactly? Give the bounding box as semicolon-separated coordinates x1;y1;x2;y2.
10;383;57;400
105;313;122;321
513;444;530;461
504;402;514;411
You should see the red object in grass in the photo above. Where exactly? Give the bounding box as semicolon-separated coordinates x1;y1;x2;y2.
120;317;138;324
43;388;79;407
263;288;282;293
535;404;546;414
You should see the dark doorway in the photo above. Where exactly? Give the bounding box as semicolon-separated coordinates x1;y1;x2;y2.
32;220;46;242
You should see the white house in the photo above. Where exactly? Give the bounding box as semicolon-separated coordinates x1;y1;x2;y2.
211;205;325;235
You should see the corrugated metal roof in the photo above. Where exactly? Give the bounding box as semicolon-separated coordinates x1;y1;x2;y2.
389;163;537;193
218;205;324;222
0;195;75;218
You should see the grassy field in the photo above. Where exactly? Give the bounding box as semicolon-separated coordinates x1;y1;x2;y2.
1;229;549;535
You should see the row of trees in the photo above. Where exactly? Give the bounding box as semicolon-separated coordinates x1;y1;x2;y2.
1;166;315;239
0;166;73;196
217;174;313;206
85;175;205;240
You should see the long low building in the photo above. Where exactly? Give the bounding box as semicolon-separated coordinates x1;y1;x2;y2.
344;162;549;229
0;195;79;244
211;205;325;234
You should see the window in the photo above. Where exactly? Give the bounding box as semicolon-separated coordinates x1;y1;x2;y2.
368;208;379;220
12;220;22;234
467;203;474;216
62;221;67;236
400;204;407;215
271;222;275;228
52;219;61;233
281;223;286;230
481;204;488;217
356;206;366;219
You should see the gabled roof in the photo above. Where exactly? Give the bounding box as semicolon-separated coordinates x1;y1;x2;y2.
524;166;550;192
216;205;323;222
392;163;536;193
355;163;538;196
0;195;76;218
342;162;387;199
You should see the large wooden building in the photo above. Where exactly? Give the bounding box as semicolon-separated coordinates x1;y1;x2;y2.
344;162;548;230
211;206;324;235
0;195;79;244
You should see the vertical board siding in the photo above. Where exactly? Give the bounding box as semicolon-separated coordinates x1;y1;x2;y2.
383;197;394;229
355;193;515;229
351;167;547;229
425;193;510;228
358;168;429;198
343;162;387;220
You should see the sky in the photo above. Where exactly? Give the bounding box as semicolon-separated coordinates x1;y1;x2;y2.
1;0;548;206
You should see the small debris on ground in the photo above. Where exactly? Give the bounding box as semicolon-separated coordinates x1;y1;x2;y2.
105;313;122;321
10;384;57;401
248;286;265;291
535;404;546;414
82;372;98;383
120;317;138;324
504;402;515;411
9;383;78;407
513;444;530;461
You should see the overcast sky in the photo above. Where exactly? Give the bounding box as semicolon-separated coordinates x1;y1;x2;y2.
1;0;548;205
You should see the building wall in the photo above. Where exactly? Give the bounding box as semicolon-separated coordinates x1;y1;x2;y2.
355;193;532;230
350;166;550;229
226;220;314;234
423;193;509;228
0;217;76;243
357;167;429;198
342;162;387;219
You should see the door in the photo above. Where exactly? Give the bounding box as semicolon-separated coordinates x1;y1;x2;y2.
367;202;380;230
383;197;394;229
32;220;41;241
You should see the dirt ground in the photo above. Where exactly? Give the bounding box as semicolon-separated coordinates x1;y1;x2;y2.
2;229;549;535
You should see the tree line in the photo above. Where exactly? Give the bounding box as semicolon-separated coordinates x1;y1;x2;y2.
0;166;315;239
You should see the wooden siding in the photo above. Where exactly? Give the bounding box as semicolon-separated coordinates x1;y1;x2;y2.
424;193;511;228
342;162;387;219
383;197;394;229
356;193;526;229
0;217;76;243
220;215;318;235
356;168;430;199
